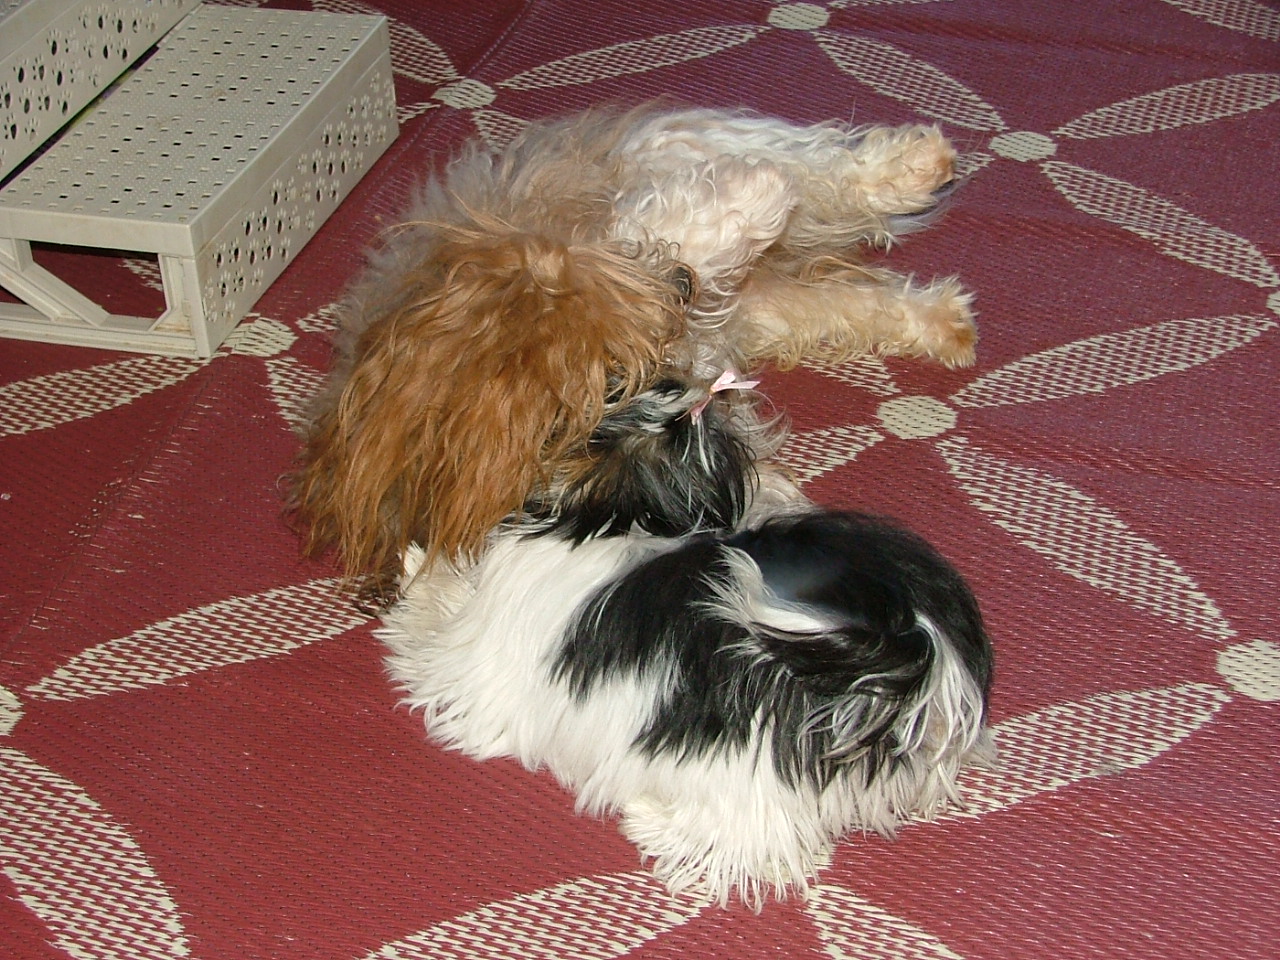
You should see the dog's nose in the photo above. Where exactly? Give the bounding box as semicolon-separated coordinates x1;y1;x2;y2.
670;264;697;304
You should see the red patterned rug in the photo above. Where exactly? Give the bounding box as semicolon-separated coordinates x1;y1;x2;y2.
3;1;1278;958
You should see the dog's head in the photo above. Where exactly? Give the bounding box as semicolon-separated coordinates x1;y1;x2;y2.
526;375;768;543
289;222;690;606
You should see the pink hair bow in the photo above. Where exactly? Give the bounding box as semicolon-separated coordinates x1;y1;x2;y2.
689;369;760;422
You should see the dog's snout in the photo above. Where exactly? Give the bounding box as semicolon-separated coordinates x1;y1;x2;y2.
670;264;696;304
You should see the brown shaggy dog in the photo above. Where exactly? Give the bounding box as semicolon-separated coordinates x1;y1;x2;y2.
290;106;976;603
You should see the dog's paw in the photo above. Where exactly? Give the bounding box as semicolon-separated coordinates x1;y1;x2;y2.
851;124;957;216
908;279;977;368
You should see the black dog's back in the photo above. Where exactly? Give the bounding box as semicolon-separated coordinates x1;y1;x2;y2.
726;511;993;703
554;510;993;789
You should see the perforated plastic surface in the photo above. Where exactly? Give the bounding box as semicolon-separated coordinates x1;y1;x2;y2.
0;6;397;356
0;0;201;180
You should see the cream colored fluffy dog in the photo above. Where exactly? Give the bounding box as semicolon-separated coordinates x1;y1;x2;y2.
291;105;976;602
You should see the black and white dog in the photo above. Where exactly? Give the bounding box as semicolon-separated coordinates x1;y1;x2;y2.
381;380;994;907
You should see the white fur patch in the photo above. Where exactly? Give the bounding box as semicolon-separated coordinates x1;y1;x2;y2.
382;527;988;908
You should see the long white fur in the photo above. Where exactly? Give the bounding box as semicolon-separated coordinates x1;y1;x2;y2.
603;109;965;375
382;528;988;908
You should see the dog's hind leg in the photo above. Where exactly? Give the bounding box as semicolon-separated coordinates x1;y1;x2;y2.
841;124;957;218
781;124;959;253
734;262;976;369
620;113;958;261
618;787;827;910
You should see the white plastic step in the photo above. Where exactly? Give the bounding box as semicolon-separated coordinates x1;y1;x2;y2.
1;0;202;181
0;5;398;357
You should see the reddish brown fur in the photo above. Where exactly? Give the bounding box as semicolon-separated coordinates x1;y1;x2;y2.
291;225;680;600
286;107;701;601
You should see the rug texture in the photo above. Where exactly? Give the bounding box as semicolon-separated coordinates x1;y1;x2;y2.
2;1;1278;958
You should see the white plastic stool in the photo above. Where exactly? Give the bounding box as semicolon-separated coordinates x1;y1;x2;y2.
0;5;397;357
1;0;202;180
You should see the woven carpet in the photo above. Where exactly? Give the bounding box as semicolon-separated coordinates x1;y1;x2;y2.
3;1;1279;957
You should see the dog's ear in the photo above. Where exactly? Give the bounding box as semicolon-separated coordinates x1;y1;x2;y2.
289;228;680;600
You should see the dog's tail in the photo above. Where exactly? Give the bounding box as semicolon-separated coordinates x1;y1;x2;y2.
719;511;993;788
289;226;681;604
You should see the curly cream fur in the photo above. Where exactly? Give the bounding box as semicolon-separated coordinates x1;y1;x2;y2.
290;105;976;598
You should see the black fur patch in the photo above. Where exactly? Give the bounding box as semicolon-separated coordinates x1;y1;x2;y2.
728;512;993;704
529;380;755;542
552;511;993;789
